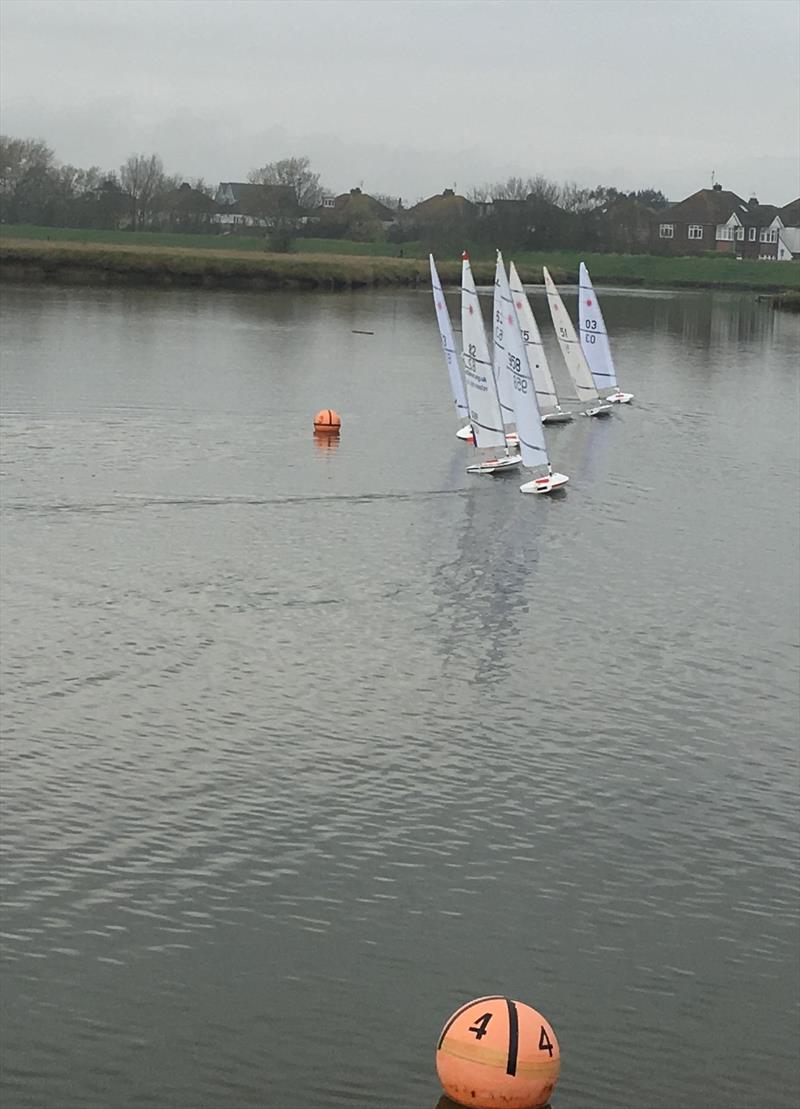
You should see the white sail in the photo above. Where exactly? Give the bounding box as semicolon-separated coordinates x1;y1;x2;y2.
543;265;599;405
507;261;560;412
495;254;550;472
461;253;507;450
430;254;469;418
578;262;618;392
491;258;518;429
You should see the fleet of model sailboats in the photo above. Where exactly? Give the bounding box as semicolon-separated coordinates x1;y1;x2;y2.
430;251;635;493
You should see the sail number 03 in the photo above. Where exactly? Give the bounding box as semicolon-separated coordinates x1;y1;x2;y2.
466;1012;555;1057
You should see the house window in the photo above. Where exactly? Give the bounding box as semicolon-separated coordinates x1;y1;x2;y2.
323;197;335;209
749;227;757;241
735;227;744;240
659;224;674;238
688;225;703;239
759;229;777;243
716;225;733;241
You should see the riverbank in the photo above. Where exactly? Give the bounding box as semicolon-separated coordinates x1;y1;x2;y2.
2;229;799;293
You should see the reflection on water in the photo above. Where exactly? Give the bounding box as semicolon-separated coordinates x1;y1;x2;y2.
313;430;341;453
0;284;798;1109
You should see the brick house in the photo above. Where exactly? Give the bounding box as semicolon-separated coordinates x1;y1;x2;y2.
654;184;749;254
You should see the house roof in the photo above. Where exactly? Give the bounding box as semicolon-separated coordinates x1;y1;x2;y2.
320;188;395;221
779;197;800;227
661;186;749;224
737;203;780;228
599;196;657;218
160;183;218;214
405;188;475;220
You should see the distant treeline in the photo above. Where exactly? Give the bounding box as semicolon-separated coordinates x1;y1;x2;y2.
0;135;671;253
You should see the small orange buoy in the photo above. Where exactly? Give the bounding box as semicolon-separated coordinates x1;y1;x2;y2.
313;409;341;434
436;996;560;1109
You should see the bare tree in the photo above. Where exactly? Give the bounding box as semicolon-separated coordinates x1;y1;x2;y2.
526;175;561;206
248;156;323;210
119;153;167;230
0;136;55;217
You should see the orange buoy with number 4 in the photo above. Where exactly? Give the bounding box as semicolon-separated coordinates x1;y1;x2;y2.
313;409;341;434
436;996;560;1109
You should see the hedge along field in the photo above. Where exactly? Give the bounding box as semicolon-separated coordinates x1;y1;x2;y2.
0;237;520;290
1;226;798;291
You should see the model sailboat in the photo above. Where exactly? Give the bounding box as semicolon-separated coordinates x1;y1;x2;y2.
461;252;522;474
429;255;472;436
494;253;569;494
542;266;611;417
508;261;573;424
578;262;634;403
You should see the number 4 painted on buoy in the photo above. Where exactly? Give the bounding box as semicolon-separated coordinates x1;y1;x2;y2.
468;1012;493;1040
538;1025;554;1056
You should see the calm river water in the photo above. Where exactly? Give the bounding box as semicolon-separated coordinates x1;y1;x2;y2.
1;281;798;1109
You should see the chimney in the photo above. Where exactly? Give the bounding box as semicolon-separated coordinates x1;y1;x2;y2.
712;183;722;191
748;196;759;207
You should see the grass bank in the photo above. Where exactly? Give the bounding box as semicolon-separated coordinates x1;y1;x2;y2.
2;225;798;292
0;236;568;290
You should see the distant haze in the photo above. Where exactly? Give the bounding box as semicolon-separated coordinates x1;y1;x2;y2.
2;0;798;203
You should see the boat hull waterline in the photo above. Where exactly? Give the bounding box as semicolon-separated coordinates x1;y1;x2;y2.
466;453;523;475
457;424;519;446
520;471;570;494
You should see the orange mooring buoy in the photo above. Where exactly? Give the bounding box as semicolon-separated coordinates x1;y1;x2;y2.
436;996;560;1109
313;409;341;434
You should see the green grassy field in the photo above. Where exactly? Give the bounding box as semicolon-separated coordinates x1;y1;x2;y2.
2;224;799;290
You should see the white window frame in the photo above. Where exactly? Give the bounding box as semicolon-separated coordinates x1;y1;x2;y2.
716;225;733;241
749;227;757;241
659;223;674;239
323;197;336;209
759;229;777;243
735;227;744;240
688;224;704;239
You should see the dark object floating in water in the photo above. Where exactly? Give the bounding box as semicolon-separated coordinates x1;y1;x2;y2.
351;329;374;335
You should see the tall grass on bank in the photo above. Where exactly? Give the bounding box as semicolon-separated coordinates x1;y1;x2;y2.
2;226;799;291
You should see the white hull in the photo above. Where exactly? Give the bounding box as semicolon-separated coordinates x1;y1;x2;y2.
457;424;519;447
541;410;574;425
606;390;634;404
520;471;570;494
466;453;523;475
582;404;613;418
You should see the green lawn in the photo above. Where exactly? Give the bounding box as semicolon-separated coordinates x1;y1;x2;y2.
2;224;799;289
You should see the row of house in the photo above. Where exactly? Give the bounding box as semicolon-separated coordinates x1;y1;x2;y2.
208;179;800;259
644;185;800;261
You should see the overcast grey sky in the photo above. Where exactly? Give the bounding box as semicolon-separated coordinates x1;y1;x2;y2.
2;0;798;203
